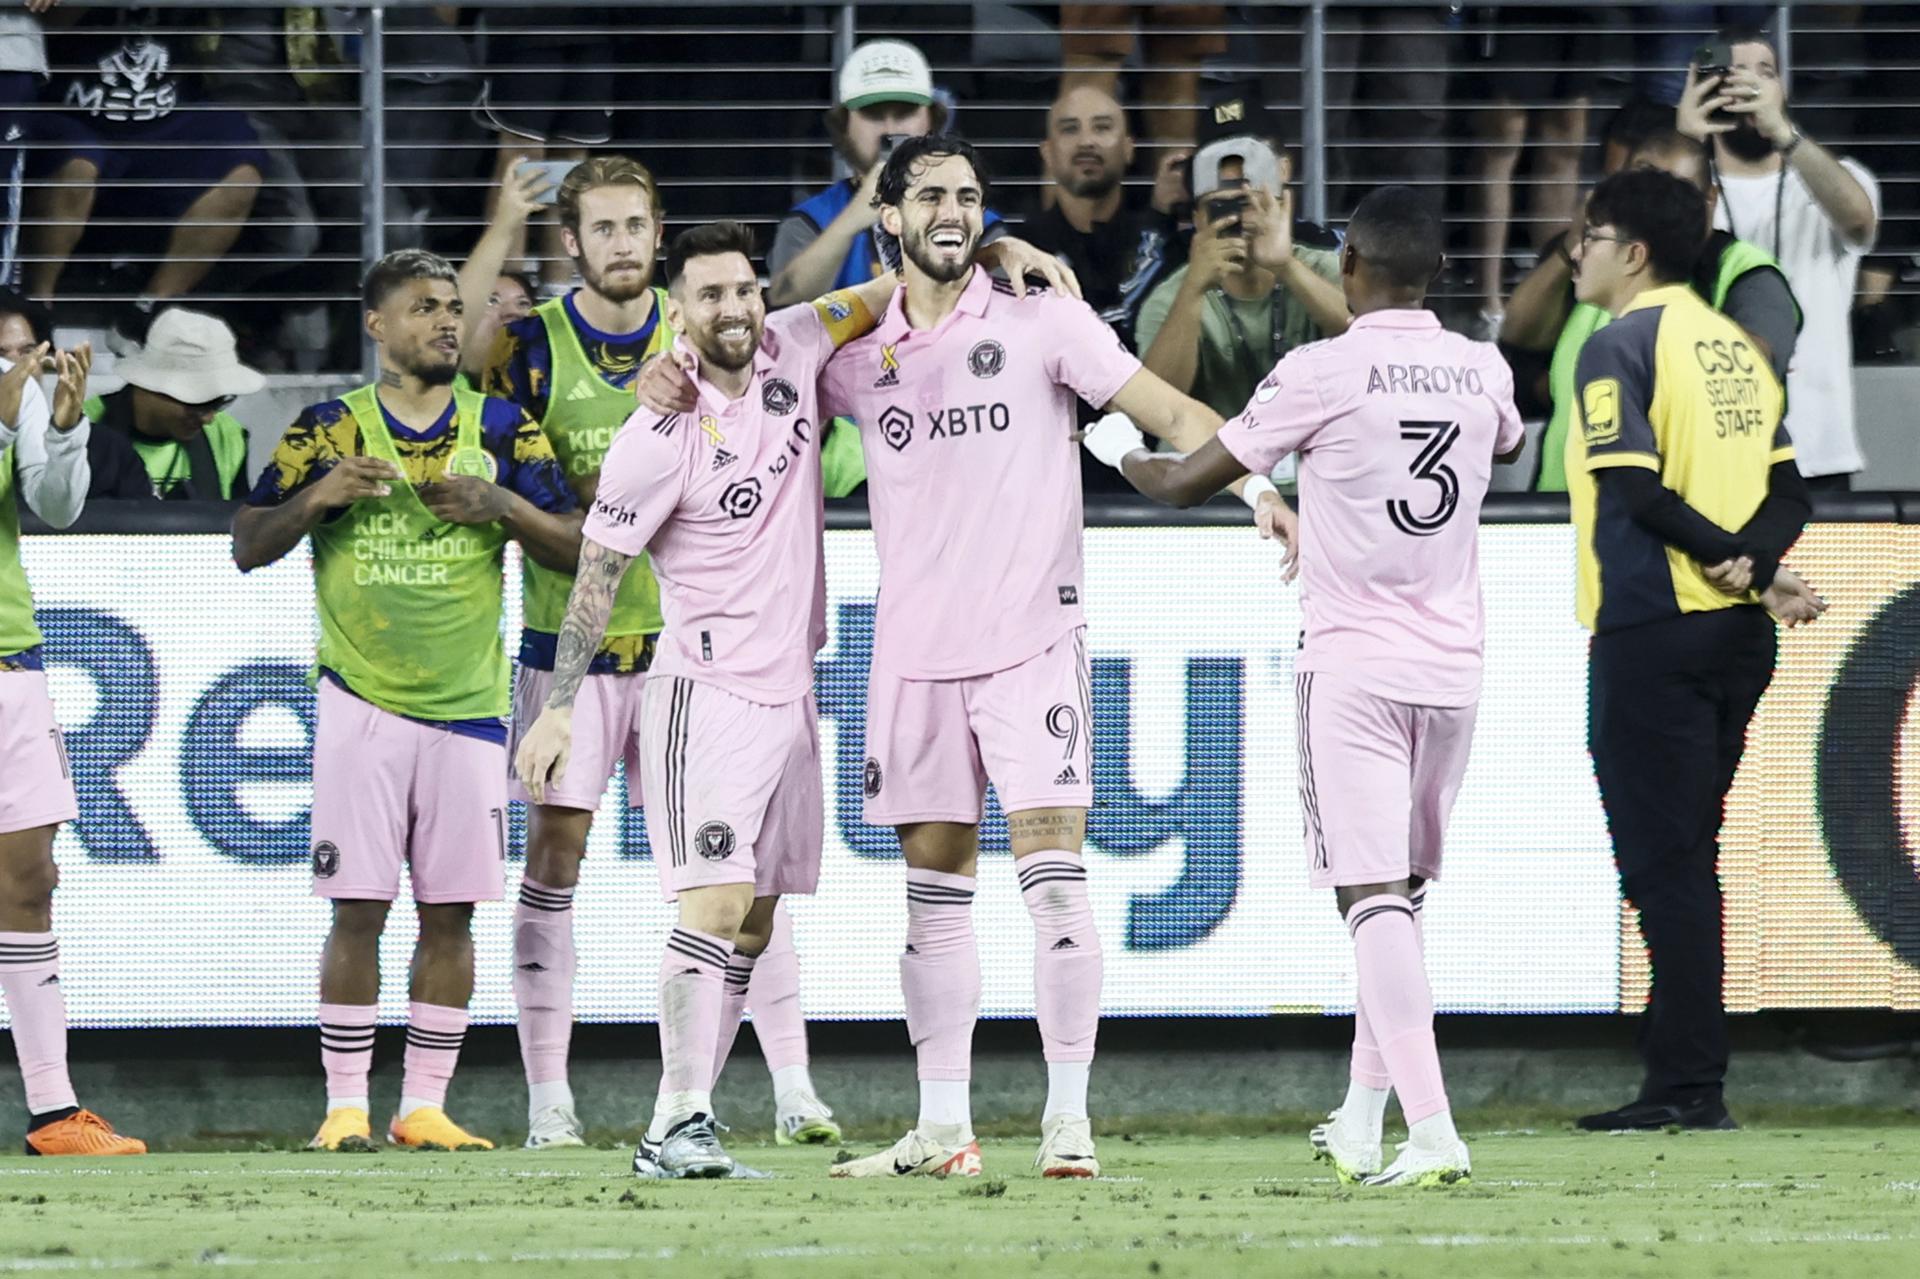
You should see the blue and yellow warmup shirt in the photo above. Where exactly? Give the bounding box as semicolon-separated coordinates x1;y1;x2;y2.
1568;283;1791;634
482;292;661;424
245;393;577;741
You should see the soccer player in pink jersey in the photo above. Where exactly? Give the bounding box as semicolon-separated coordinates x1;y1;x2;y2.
1086;186;1527;1187
515;222;916;1178
801;135;1275;1181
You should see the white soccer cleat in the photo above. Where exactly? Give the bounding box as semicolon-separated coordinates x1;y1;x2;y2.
1034;1114;1100;1179
829;1128;982;1179
1362;1136;1472;1188
524;1102;587;1150
1309;1108;1383;1183
774;1092;842;1146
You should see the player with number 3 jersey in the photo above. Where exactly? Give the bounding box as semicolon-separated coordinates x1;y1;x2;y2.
1085;187;1525;1189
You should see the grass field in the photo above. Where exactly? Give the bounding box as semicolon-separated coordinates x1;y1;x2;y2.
2;1125;1917;1277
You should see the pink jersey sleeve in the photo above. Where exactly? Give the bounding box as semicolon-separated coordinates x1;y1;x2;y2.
582;409;687;558
1482;347;1527;454
1214;352;1328;476
1042;292;1143;409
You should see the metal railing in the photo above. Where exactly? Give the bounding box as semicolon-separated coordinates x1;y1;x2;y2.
11;1;1912;375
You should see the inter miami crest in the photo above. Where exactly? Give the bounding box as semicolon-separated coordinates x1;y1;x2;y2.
878;405;913;452
311;841;340;879
720;477;763;519
695;821;736;862
968;340;1005;379
762;377;799;415
863;758;884;798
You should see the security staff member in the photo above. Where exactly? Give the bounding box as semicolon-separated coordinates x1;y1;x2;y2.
1562;168;1824;1132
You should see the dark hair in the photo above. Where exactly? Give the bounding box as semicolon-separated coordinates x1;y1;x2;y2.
1346;185;1444;289
665;220;758;287
0;289;52;345
1625;128;1713;191
1603;97;1677;155
873;133;992;210
1713;24;1776;57
1585;169;1709;283
497;270;538;301
362;248;458;310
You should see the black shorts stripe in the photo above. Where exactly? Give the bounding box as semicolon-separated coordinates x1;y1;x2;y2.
1297;673;1330;872
1072;630;1094;778
666;679;692;869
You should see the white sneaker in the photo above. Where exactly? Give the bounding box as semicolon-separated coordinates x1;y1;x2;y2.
829;1128;981;1179
774;1092;842;1146
1309;1108;1382;1183
1363;1136;1472;1187
524;1103;587;1150
1034;1114;1099;1179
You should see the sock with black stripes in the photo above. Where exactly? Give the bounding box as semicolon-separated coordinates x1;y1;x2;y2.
710;951;757;1089
318;1001;377;1113
398;1001;468;1118
1346;894;1449;1130
650;926;730;1140
0;931;78;1117
902;868;979;1145
512;876;577;1115
1018;852;1103;1125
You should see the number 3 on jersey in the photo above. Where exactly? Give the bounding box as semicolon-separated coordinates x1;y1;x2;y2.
1386;419;1461;537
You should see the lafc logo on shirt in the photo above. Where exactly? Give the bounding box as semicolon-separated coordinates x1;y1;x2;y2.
874;344;901;389
1582;378;1622;447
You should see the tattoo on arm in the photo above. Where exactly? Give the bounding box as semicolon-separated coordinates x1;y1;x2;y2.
545;539;633;710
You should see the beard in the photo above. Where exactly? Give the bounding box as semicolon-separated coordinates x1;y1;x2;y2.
692;322;761;373
581;256;651;303
1721;122;1777;162
902;222;977;283
1056;152;1123;200
407;348;459;386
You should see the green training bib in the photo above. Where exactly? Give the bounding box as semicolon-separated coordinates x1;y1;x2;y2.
310;385;510;721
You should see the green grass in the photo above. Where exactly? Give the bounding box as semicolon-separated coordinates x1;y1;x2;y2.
2;1128;1917;1277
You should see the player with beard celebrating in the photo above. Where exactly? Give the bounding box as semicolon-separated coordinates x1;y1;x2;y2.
234;250;583;1154
787;135;1263;1180
475;156;855;1149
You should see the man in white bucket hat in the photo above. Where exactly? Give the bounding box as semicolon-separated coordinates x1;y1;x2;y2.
86;308;264;501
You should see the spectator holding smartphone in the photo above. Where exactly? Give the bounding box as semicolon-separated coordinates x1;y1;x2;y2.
768;39;1003;306
1677;28;1880;489
1135;91;1347;460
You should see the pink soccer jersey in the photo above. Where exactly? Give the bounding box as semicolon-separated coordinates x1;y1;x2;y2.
820;267;1141;680
584;307;835;705
1216;309;1525;707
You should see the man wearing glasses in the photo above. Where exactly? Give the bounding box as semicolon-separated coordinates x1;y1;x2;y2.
85;308;262;501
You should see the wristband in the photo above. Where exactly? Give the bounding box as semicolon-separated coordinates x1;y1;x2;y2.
1240;475;1280;509
1779;129;1804;159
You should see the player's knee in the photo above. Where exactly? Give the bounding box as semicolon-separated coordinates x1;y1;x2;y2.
416;902;476;947
676;885;753;942
731;898;780;957
1333;880;1412;915
0;852;58;912
524;814;590;888
328;900;391;945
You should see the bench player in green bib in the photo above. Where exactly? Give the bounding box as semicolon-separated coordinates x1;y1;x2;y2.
233;250;583;1155
470;156;862;1148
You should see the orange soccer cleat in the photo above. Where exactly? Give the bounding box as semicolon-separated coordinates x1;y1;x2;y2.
24;1109;147;1156
387;1106;494;1151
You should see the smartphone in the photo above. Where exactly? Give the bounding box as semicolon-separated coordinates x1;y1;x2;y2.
1693;43;1739;124
514;159;580;206
879;133;907;165
1204;191;1250;235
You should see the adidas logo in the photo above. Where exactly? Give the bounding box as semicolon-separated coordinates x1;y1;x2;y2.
873;368;898;389
37;974;60;987
711;448;737;471
517;961;548;973
565;380;598;402
1050;937;1079;952
1054;765;1079;785
903;943;919;955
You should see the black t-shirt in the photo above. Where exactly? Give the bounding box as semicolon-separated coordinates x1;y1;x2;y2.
45;11;195;130
1018;201;1185;353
